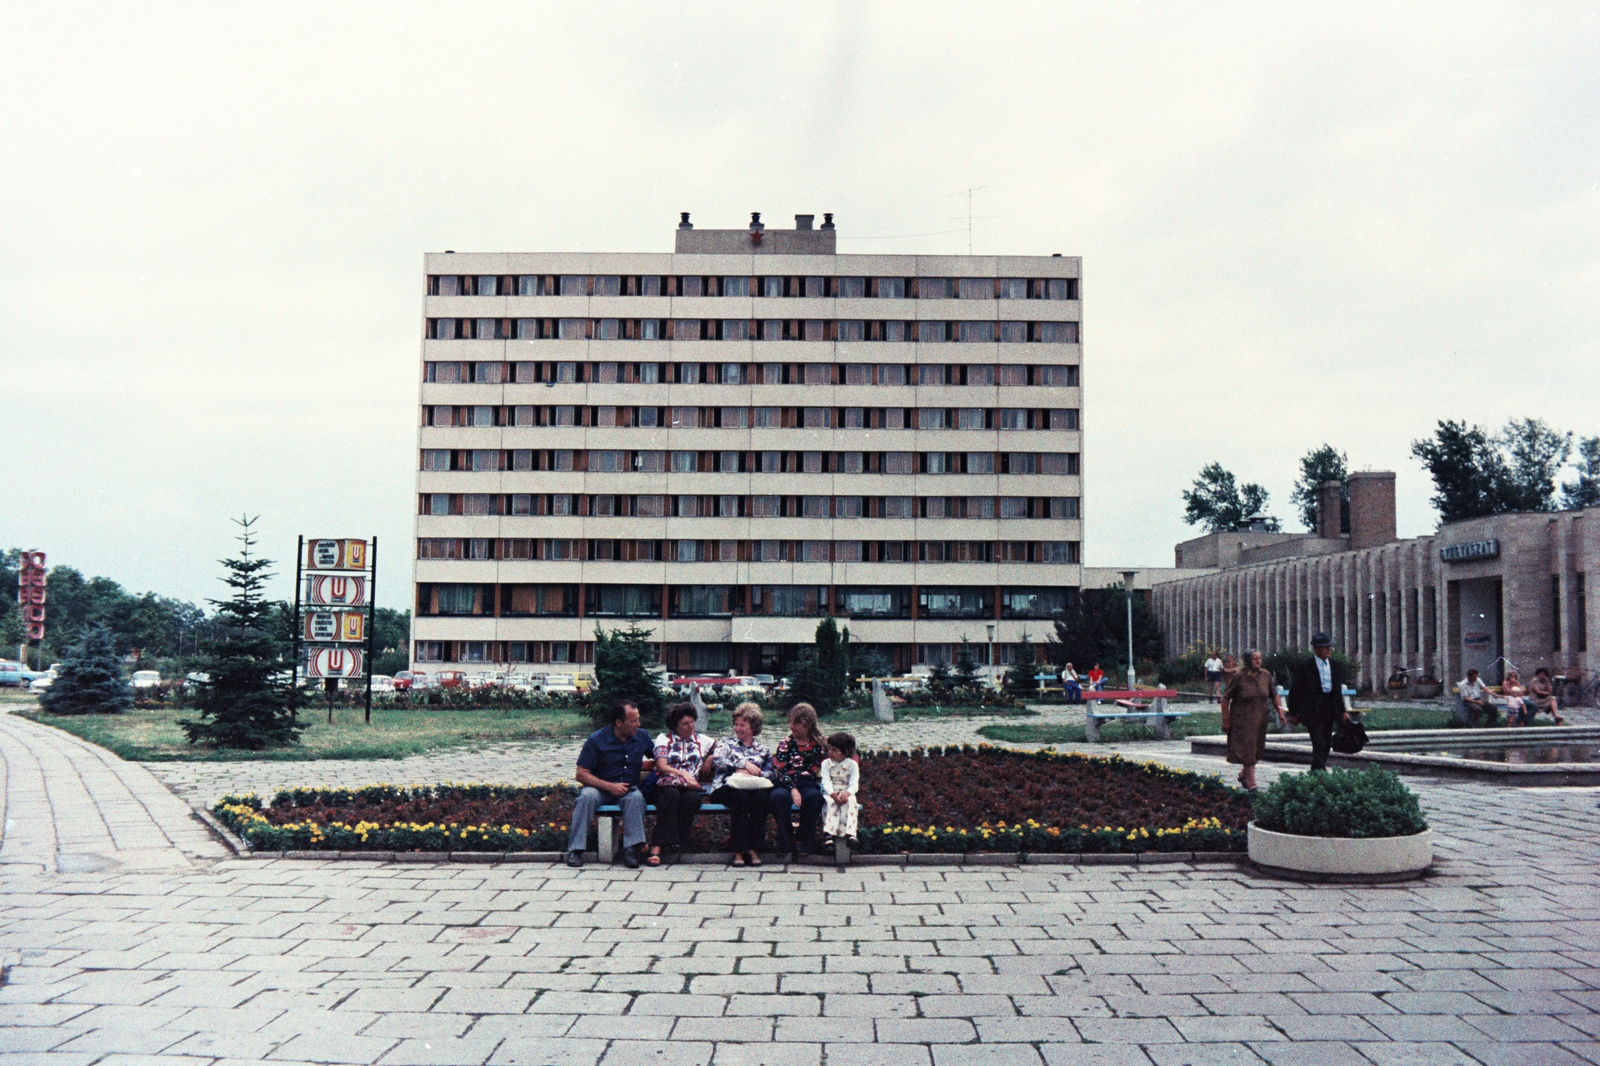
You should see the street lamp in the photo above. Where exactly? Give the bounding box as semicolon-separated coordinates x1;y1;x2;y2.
1121;570;1138;691
986;623;996;688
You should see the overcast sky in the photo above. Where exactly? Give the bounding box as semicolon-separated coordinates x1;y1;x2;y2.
3;2;1597;609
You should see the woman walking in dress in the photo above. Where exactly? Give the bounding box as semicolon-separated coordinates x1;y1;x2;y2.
1221;649;1285;791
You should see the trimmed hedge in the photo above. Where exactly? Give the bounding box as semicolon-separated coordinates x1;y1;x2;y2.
1252;767;1428;839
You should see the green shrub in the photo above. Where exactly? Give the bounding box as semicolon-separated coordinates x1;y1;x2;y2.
1252;767;1428;839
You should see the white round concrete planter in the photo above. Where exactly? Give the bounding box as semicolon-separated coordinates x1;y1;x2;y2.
1247;822;1432;883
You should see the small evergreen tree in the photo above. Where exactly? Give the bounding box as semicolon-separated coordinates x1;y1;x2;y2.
1002;633;1039;698
952;637;982;694
39;624;132;716
791;615;850;714
180;517;304;749
591;623;668;729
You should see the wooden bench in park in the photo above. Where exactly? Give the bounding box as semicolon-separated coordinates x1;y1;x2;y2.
1082;689;1187;741
593;798;846;865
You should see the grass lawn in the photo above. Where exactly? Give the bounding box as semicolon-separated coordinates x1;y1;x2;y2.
12;694;1031;762
977;704;1465;746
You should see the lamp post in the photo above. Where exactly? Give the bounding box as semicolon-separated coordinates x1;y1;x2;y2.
1121;570;1138;691
986;623;996;689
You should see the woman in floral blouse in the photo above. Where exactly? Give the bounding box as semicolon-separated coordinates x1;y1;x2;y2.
766;703;827;857
645;703;711;865
707;702;775;866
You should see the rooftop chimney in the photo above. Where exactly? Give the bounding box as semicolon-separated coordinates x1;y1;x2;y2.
794;214;814;231
821;213;835;230
678;212;693;229
1348;471;1397;550
1316;481;1342;539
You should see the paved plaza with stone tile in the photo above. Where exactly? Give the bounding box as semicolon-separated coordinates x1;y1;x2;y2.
2;703;1598;1066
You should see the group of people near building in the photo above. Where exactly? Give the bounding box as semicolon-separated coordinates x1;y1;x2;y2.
565;699;861;869
1458;667;1564;727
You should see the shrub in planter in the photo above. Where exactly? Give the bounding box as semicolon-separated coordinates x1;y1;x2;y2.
1252;767;1427;839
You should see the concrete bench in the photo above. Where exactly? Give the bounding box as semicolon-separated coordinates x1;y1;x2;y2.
594;798;848;865
1083;689;1186;741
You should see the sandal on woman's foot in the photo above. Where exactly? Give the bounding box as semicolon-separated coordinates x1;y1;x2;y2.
746;851;762;867
646;849;662;867
731;854;746;867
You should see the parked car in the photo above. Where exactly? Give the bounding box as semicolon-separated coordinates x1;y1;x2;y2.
434;670;466;689
0;661;27;687
465;672;503;690
392;671;417;691
28;675;54;693
537;673;580;694
369;675;395;694
506;672;537;692
131;670;163;690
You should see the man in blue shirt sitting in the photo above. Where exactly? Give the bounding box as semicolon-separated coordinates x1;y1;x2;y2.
567;700;654;868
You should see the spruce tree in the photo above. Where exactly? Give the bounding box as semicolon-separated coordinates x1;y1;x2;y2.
791;615;850;714
1002;633;1039;699
180;517;304;749
591;623;669;729
39;624;133;716
952;637;982;694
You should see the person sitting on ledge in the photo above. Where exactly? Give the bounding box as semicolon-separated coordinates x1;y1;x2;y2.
566;700;654;869
1525;667;1565;725
1456;668;1500;727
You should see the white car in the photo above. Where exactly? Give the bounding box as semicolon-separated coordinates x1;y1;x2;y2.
28;675;54;693
131;670;163;690
537;674;580;694
369;675;395;694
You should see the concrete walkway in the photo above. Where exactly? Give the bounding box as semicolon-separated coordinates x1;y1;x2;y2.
0;709;230;873
1;705;1597;1066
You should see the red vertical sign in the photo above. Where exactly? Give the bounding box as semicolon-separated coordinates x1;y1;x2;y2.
17;551;46;642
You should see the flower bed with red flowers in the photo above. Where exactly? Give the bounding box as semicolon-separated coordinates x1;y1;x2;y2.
213;746;1251;854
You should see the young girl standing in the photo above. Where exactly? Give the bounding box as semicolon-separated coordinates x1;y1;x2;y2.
819;732;860;845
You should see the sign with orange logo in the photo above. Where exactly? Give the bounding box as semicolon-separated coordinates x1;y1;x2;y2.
306;539;368;571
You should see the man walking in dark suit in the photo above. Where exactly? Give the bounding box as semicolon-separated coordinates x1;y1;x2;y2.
1287;632;1347;771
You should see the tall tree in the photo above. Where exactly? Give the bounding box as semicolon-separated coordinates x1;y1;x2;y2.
1002;633;1040;698
1410;420;1509;522
1563;436;1600;510
1289;445;1349;533
791;615;850;714
1047;585;1163;678
38;625;133;716
371;607;411;677
951;637;982;693
1182;462;1280;532
1412;418;1573;522
180;517;304;750
1497;418;1571;512
591;623;669;728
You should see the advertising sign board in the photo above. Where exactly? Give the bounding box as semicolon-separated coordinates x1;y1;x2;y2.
303;611;365;643
306;539;368;571
303;574;370;607
304;647;365;678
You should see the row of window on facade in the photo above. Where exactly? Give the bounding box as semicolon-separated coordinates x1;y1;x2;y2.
418;452;1081;489
431;275;1078;301
409;640;1048;668
423;407;1079;434
414;538;1080;565
416;492;1081;526
415;582;1076;619
425;360;1079;386
429;318;1080;344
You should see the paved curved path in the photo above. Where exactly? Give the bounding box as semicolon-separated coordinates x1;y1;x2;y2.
2;704;1598;1066
0;708;229;873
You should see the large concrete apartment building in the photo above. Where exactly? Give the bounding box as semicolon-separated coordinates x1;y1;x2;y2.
411;213;1084;675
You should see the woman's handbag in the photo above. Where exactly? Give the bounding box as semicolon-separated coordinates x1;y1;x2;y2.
724;773;773;790
1330;718;1369;754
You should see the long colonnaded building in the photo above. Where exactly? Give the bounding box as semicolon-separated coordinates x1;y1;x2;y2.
1151;472;1597;691
410;213;1085;675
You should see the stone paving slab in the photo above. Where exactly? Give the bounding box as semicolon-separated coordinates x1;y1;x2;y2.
3;705;1599;1064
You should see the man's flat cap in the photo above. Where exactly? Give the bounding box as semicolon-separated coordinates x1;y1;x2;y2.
1310;632;1333;647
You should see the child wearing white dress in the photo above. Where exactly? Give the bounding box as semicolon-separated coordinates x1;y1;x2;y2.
819;732;860;843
